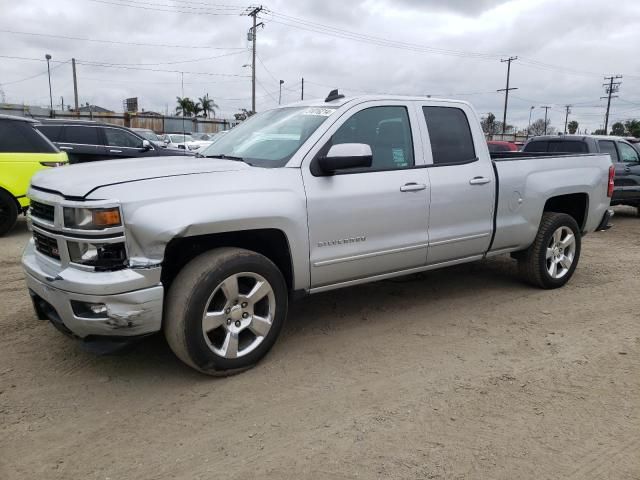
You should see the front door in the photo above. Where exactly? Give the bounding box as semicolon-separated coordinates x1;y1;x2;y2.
101;127;148;160
302;102;430;288
616;141;640;204
417;104;495;264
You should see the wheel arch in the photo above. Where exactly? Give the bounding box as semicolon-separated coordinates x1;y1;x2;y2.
160;228;295;293
543;192;589;231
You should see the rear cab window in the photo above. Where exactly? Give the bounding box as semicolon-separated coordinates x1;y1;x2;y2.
523;140;548;152
547;141;588;153
422;106;476;165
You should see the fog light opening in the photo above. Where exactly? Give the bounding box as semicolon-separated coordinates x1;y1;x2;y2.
71;301;109;319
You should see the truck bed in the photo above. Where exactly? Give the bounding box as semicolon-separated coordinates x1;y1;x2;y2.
489;153;612;255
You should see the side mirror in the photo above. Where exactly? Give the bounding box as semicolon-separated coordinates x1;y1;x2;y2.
141;139;152;150
317;143;373;175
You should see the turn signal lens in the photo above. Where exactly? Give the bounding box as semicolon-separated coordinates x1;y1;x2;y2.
92;208;121;227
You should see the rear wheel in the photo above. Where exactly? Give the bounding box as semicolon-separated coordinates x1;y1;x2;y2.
518;212;581;289
164;247;288;376
0;189;18;237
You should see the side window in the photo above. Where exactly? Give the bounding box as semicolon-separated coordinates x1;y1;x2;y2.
618;142;639;163
328;106;414;171
104;128;143;148
598;140;619;162
36;125;64;142
423;107;476;165
62;126;100;145
0;120;58;153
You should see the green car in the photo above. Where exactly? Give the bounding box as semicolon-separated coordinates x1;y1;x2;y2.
0;115;68;235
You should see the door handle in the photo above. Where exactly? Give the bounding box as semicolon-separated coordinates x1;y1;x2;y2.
469;176;491;185
59;146;73;150
624;166;631;172
400;183;427;192
109;149;123;153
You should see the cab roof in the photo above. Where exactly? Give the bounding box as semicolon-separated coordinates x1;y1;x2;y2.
0;113;37;123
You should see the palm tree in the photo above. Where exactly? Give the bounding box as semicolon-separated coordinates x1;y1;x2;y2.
199;94;219;118
192;101;203;117
175;96;193;117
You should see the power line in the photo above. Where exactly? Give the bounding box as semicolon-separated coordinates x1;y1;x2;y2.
0;29;246;50
2;59;71;85
86;0;246;16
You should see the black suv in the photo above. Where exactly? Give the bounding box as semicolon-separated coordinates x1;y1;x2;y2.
523;135;640;210
35;120;194;163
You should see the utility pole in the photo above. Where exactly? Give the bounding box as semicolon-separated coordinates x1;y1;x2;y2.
60;96;64;112
245;6;264;113
278;79;284;105
497;56;518;136
601;75;622;135
45;54;53;117
301;77;304;100
527;106;535;138
72;58;79;113
541;106;551;135
563;105;572;135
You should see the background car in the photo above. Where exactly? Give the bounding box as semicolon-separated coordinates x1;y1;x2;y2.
523;134;640;211
487;140;519;152
0;114;68;235
131;128;165;148
161;133;197;150
36;120;194;163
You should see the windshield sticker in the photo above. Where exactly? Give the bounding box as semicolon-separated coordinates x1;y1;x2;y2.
392;148;407;167
301;107;335;117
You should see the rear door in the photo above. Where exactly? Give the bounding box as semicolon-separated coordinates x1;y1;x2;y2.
101;127;151;159
616;141;640;203
417;103;495;264
57;125;102;163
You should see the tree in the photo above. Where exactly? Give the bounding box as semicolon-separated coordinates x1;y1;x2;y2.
567;120;579;134
199;94;219;118
529;118;556;136
481;113;497;134
611;122;626;136
593;129;606;135
192;101;203;117
624;119;640;138
175;96;195;117
234;108;255;121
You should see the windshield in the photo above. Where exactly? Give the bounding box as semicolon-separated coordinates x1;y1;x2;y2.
199;106;337;167
170;134;194;143
137;130;159;141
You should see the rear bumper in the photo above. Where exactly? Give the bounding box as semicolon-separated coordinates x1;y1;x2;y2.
596;209;614;231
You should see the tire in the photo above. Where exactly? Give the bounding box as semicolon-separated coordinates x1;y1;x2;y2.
164;247;288;376
0;189;19;237
518;212;581;289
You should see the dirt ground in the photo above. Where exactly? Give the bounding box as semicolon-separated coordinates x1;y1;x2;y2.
0;208;638;480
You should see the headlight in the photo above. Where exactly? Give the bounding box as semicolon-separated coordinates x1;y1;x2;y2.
40;161;67;167
67;241;127;270
64;207;121;230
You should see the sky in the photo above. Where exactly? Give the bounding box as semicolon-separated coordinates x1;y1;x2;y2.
1;0;640;132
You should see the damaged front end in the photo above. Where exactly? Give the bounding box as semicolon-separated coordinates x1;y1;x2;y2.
22;188;164;346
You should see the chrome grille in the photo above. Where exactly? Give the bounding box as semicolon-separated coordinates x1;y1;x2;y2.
33;231;60;260
30;201;55;223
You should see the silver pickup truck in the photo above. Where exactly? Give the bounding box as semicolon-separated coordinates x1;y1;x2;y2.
22;92;614;375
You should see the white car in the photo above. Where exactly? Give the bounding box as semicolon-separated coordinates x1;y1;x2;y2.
162;133;197;150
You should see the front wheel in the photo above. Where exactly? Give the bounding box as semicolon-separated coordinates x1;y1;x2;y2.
164;247;288;376
0;189;18;237
518;212;581;289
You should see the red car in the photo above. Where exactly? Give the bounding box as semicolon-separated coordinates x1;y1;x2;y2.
487;140;519;152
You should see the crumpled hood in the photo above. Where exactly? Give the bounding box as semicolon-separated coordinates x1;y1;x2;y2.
30;156;248;198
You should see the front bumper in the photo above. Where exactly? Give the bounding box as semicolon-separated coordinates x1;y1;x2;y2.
23;241;163;338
